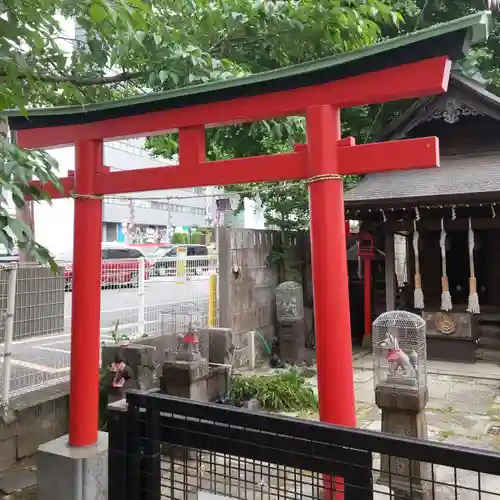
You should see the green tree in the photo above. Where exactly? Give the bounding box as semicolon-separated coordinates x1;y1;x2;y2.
1;0;247;260
0;0;175;261
4;0;493;245
144;0;408;230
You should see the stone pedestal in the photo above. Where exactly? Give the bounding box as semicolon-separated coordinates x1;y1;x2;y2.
37;432;108;500
160;356;210;460
161;357;210;400
376;386;432;499
277;319;306;364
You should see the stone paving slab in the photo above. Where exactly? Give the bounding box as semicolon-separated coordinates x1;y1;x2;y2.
0;469;36;495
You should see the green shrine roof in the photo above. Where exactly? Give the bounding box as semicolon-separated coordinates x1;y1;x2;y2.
2;11;491;131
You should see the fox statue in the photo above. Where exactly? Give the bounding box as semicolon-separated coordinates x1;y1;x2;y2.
380;332;418;378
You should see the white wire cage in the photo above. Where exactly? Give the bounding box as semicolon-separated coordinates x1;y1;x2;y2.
372;310;427;391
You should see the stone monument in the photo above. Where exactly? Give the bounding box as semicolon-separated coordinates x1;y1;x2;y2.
161;325;210;400
275;281;306;364
372;310;432;499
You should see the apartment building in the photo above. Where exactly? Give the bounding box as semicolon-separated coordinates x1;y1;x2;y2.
100;138;217;243
34;139;221;255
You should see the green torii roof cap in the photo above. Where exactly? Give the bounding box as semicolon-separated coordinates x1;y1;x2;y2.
3;11;491;131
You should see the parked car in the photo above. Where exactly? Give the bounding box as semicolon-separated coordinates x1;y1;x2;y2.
150;244;209;277
56;242;151;291
130;243;170;257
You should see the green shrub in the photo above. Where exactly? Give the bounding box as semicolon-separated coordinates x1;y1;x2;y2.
172;232;186;244
229;368;318;412
191;231;203;244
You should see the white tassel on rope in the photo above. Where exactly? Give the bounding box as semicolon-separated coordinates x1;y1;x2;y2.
357;243;362;279
439;218;453;311
413;219;424;309
466;217;480;314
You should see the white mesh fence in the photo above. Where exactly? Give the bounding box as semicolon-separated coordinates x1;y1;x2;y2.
0;254;218;404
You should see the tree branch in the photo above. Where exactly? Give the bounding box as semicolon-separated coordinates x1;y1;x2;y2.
0;70;146;86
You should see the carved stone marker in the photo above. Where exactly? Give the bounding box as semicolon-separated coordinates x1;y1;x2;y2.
373;311;432;500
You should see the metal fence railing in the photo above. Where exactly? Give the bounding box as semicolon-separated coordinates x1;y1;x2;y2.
0;255;218;404
98;255;218;340
108;390;500;500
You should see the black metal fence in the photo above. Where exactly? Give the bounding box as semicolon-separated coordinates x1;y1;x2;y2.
108;390;500;500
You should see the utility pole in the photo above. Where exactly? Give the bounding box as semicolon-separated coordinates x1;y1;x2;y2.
127;199;136;244
166;197;172;243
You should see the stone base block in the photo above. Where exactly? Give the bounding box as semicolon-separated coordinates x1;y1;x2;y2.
376;385;428;411
277;320;306;364
378;409;432;499
37;432;108;500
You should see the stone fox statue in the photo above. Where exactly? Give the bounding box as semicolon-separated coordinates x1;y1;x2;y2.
380;332;418;378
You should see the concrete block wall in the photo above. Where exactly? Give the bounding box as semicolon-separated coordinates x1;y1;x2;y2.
0;382;69;472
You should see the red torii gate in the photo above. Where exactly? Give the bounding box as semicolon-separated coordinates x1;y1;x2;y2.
2;12;489;448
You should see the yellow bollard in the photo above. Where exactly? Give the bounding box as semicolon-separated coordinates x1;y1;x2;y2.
208;273;217;327
176;247;187;284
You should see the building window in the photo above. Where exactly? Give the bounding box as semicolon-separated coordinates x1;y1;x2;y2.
105;223;118;242
151;201;169;211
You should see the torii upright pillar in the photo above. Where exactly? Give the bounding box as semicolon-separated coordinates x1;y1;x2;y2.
306;106;355;426
69;140;104;446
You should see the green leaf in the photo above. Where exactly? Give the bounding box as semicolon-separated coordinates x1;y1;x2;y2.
159;70;169;83
89;3;108;23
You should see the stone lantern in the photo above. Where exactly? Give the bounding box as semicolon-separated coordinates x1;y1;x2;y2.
275;281;305;364
372;310;431;499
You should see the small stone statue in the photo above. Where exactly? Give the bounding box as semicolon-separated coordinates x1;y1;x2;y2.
380;332;418;379
176;324;202;362
110;355;133;388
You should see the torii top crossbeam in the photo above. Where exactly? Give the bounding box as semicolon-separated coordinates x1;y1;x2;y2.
1;12;490;450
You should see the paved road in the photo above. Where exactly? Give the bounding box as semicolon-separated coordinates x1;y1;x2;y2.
1;276;211;397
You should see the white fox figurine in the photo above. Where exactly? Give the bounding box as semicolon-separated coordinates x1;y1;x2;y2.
380;332;417;378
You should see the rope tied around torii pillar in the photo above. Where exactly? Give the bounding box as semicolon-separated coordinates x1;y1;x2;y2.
439;218;453;311
413;217;424;309
466;217;480;314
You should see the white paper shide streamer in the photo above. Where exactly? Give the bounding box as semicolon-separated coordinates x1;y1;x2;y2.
413;219;424;309
466;217;480;314
439;218;452;311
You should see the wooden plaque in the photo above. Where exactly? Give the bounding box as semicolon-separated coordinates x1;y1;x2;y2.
424;311;473;339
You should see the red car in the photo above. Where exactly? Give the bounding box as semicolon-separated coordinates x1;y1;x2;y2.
57;242;151;291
